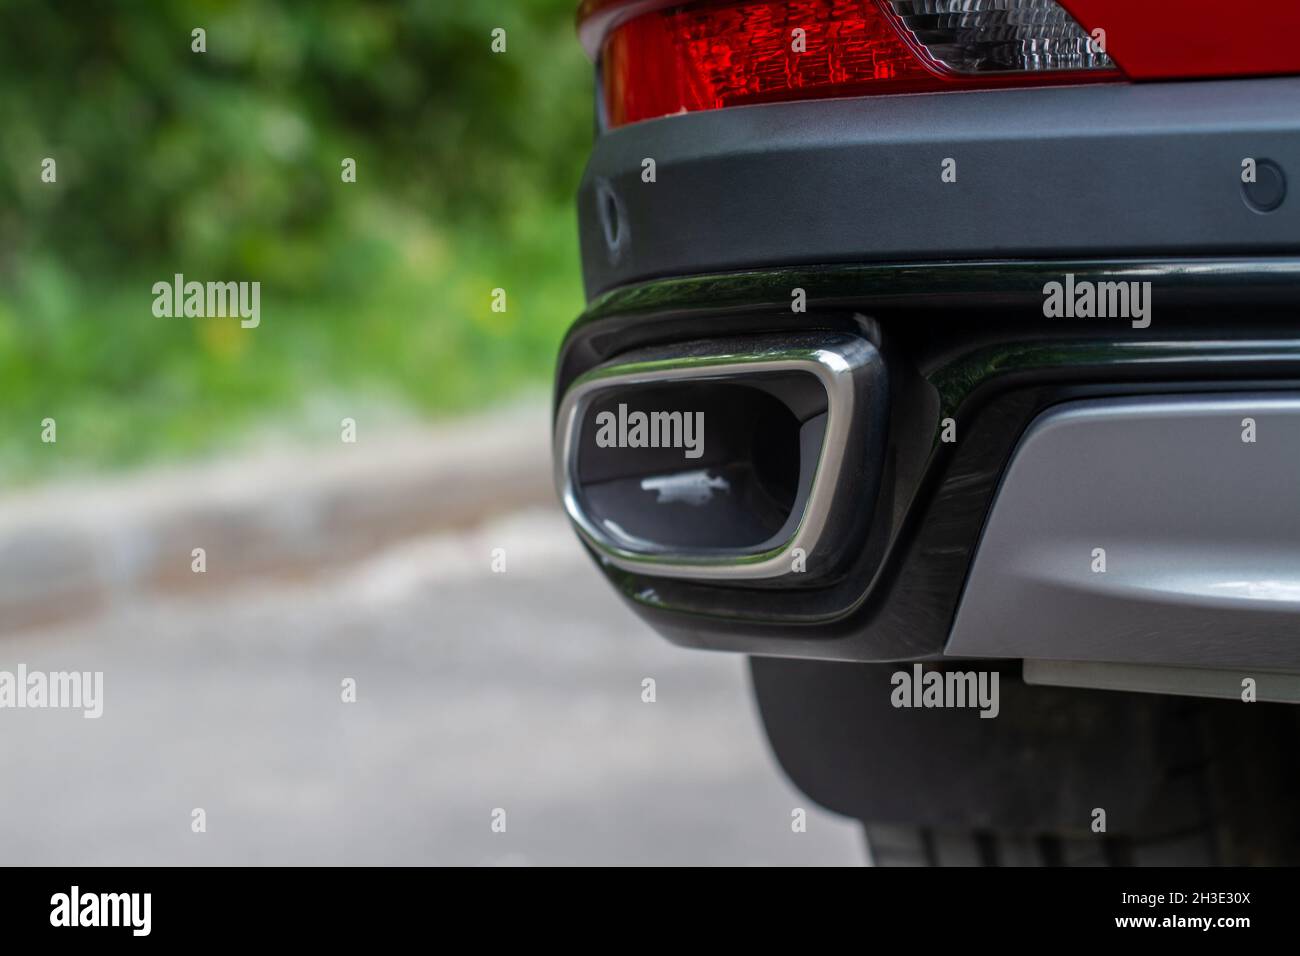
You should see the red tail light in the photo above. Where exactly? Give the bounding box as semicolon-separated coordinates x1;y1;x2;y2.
588;0;1120;128
584;0;1300;129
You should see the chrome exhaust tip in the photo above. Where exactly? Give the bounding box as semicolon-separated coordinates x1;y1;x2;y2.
554;332;887;582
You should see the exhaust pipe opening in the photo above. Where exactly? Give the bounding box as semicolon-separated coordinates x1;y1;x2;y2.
555;333;887;582
577;376;823;553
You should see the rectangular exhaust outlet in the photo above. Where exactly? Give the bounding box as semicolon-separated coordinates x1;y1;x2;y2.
554;333;887;582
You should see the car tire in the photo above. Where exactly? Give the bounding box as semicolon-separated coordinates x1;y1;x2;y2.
863;697;1300;866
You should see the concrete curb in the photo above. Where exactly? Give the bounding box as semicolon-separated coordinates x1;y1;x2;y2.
0;403;555;635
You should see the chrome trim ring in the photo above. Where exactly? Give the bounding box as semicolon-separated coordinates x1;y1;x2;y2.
554;333;879;581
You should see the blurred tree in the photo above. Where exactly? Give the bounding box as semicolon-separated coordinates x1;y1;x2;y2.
0;0;592;479
0;0;589;281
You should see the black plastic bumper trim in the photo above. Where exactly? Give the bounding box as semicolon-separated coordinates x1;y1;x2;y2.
579;78;1300;298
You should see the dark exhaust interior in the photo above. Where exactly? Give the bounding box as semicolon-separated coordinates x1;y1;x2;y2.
574;373;828;555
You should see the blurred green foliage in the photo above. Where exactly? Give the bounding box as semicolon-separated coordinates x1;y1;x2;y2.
0;0;591;480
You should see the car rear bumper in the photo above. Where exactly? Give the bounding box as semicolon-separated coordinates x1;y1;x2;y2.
555;256;1300;671
560;74;1300;678
578;77;1300;298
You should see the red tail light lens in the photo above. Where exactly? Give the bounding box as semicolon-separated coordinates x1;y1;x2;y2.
595;0;1121;128
605;1;933;127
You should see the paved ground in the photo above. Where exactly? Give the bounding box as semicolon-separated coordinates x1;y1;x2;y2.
0;506;864;866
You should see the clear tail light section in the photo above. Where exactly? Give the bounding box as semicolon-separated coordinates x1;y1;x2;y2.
889;0;1113;74
593;0;1120;128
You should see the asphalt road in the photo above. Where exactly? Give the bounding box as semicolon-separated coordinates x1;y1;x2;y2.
0;507;863;865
